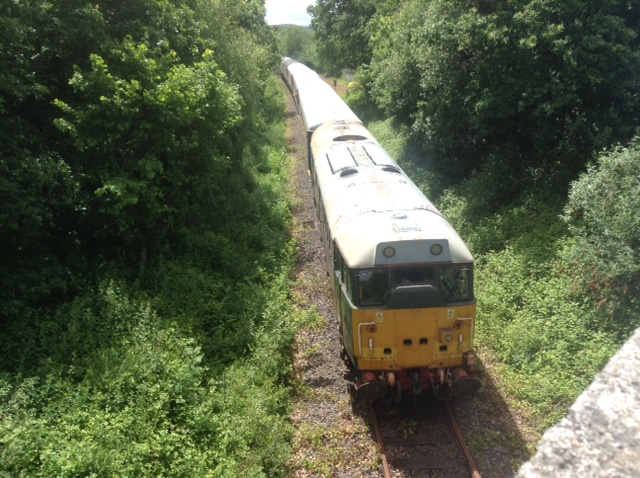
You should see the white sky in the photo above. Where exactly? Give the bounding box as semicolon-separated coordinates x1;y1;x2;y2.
265;0;315;26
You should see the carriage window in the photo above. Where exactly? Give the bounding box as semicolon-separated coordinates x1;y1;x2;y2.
358;269;389;305
440;266;472;302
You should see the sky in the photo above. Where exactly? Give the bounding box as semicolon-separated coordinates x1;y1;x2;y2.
265;0;315;26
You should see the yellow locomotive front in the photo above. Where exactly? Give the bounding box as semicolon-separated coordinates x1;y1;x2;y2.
336;250;481;402
309;119;482;402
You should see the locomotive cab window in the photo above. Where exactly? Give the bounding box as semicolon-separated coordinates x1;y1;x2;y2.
358;269;389;305
440;265;473;302
355;265;473;307
391;267;436;286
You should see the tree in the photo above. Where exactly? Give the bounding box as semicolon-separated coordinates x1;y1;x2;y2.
0;0;281;316
275;25;315;65
54;45;242;261
308;0;377;74
367;0;640;193
0;0;97;313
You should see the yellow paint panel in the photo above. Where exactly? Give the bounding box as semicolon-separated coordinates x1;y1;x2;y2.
352;305;476;371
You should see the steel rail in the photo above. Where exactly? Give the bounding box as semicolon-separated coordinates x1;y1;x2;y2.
444;401;482;478
369;401;392;478
370;398;482;478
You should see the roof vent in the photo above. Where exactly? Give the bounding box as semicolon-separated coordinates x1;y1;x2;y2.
382;165;401;173
339;167;358;177
333;135;367;142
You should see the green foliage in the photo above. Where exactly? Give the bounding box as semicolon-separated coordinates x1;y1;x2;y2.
0;273;300;477
275;25;316;66
0;0;101;313
437;179;631;429
1;1;304;476
561;139;640;332
1;0;283;309
366;0;640;196
0;109;299;477
196;0;279;142
474;248;616;428
55;45;242;261
343;67;386;123
0;152;82;316
308;0;377;75
0;142;300;475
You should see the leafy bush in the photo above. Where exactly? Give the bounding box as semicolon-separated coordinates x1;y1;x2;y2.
0;83;303;473
0;259;305;477
561;138;640;333
0;4;303;475
435;161;623;430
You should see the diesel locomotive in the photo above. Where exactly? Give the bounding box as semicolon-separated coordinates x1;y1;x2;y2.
281;58;482;402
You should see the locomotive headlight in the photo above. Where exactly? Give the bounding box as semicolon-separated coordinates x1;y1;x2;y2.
367;324;378;334
383;247;395;258
439;328;455;343
431;244;443;256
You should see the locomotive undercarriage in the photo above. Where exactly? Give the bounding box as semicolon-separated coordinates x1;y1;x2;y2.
341;347;482;402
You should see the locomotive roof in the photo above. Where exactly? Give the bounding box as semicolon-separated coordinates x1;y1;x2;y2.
311;121;474;268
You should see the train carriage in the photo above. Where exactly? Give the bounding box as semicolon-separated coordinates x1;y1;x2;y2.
281;59;481;402
281;58;361;146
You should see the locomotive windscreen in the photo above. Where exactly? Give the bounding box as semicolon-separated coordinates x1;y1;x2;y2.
356;265;473;308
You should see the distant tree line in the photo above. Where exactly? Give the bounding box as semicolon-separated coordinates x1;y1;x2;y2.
274;25;316;67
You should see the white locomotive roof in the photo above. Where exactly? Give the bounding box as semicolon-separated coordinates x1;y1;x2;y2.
311;121;474;268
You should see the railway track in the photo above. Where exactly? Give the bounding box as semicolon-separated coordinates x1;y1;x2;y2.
370;396;481;478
